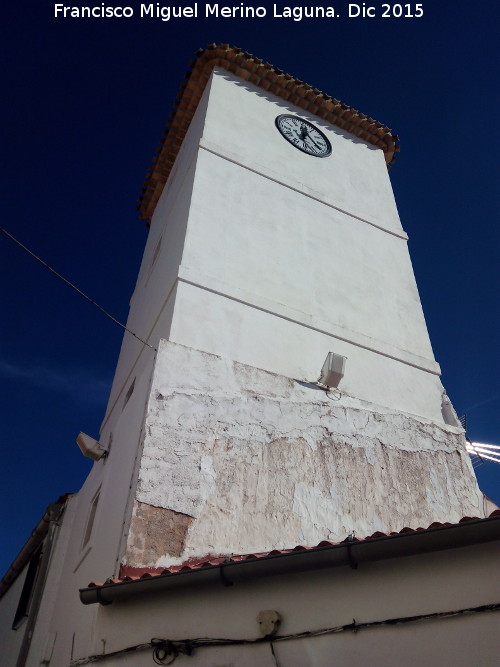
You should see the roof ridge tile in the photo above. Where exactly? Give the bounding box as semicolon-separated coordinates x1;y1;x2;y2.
138;44;399;222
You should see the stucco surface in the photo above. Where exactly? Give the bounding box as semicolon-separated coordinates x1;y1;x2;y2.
203;68;403;234
102;530;500;667
100;67;446;434
124;341;483;568
100;74;212;430
185;149;431;360
0;567;29;663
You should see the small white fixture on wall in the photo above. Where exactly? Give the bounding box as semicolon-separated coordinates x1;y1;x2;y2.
76;432;108;461
318;352;346;389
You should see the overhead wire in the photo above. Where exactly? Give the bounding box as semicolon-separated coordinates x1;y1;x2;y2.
69;602;500;665
464;393;500;414
0;226;156;351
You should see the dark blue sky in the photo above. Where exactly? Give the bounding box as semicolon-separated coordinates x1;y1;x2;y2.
1;1;499;576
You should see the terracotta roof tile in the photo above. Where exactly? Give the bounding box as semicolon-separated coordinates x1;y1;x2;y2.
138;44;401;223
86;511;500;589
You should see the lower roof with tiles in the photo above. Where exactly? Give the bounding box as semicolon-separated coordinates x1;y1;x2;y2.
80;510;500;605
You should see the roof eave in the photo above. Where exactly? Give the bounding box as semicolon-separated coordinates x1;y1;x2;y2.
137;44;401;224
0;495;70;600
80;514;500;606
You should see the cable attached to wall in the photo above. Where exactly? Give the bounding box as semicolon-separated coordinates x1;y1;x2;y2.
325;387;342;401
0;226;157;351
69;602;500;665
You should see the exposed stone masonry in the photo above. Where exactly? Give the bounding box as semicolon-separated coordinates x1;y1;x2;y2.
122;341;483;569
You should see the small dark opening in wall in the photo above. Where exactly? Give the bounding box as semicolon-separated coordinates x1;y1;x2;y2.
152;236;162;266
106;432;113;458
82;490;100;549
12;544;43;630
123;378;135;408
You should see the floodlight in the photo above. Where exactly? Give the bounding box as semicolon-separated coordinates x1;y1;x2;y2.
76;432;108;461
318;352;346;389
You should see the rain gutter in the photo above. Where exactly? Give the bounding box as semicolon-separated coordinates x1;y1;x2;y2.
80;513;500;606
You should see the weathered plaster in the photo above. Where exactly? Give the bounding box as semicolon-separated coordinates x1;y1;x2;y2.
122;341;484;569
127;501;193;563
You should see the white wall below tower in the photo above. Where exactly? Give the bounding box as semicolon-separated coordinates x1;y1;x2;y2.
79;538;500;667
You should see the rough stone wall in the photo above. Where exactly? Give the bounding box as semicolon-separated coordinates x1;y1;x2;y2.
123;341;484;569
127;502;193;561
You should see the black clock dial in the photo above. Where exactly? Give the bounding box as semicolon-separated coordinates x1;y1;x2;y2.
275;114;332;157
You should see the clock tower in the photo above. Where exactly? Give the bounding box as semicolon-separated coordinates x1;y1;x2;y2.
87;45;485;575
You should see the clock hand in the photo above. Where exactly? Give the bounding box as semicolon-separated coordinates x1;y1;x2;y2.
305;134;322;151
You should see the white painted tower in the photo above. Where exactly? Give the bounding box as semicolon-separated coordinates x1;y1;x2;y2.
82;45;485;577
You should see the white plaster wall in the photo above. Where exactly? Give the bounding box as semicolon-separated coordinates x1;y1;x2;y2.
90;359;156;577
64;83;217;616
0;567;29;665
21;510;75;667
103;65;443;426
9;351;162;666
101;76;213;432
0;496;100;667
126;341;483;568
23;496;99;667
60;355;153;576
203;68;403;235
170;280;443;421
85;540;500;667
3;355;158;666
185;150;431;355
167;69;443;421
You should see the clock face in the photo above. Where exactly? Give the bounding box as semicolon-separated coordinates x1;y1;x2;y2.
275;114;332;157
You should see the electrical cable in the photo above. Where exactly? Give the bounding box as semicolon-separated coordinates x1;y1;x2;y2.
0;226;156;351
270;641;281;667
463;393;500;414
325;387;342;401
69;601;500;665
